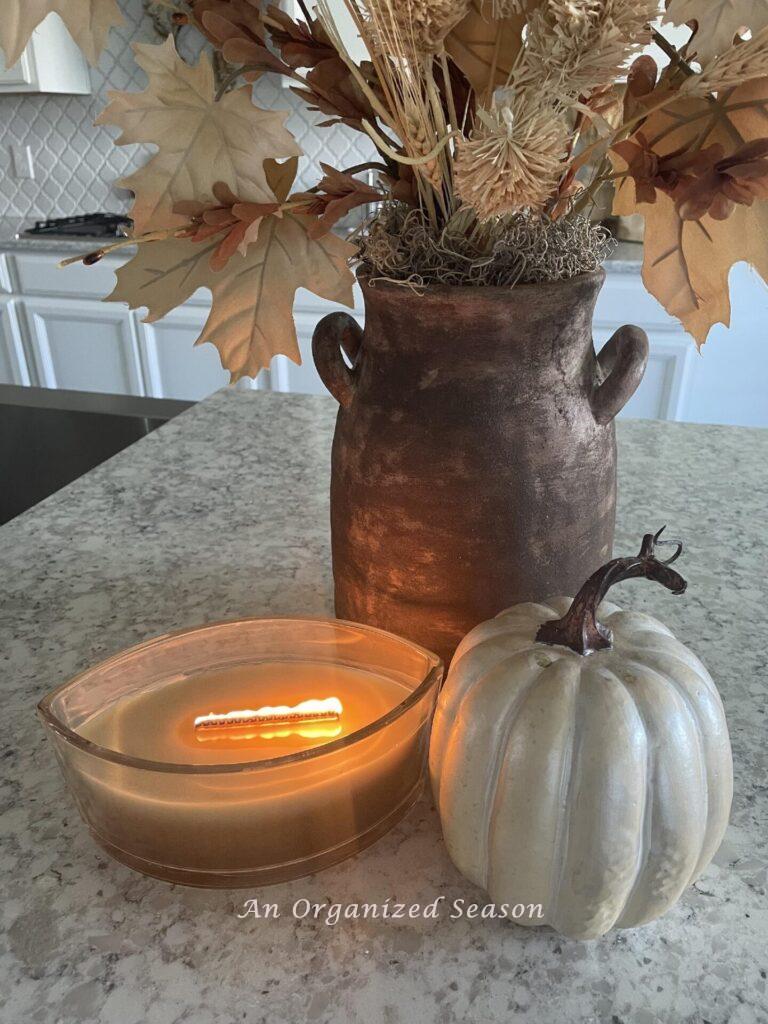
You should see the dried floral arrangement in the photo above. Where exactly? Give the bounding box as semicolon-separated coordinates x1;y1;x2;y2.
3;1;768;380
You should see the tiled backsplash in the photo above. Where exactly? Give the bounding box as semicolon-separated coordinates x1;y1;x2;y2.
0;0;373;222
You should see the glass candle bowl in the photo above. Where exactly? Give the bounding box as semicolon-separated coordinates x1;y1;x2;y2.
38;618;443;888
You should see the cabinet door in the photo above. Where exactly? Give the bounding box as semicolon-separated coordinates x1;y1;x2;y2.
596;275;694;421
0;49;34;88
0;300;31;385
271;290;364;395
22;299;144;395
0;14;90;94
593;325;694;421
134;307;234;401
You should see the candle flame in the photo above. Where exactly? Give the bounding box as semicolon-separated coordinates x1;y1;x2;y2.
194;697;343;741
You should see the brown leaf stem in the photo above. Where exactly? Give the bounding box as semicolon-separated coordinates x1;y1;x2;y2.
652;28;696;79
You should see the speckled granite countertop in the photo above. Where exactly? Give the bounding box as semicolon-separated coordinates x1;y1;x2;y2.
1;389;766;1024
0;216;644;270
0;217;135;255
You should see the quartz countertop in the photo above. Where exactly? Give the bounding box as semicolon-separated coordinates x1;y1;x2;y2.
0;217;136;256
1;389;766;1024
0;216;644;270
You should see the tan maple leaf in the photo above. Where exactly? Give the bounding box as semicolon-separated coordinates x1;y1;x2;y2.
0;0;123;68
197;213;355;379
107;214;355;380
613;78;768;344
664;0;768;62
95;37;302;235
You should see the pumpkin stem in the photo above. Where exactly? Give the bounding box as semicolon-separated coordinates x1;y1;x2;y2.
535;527;687;656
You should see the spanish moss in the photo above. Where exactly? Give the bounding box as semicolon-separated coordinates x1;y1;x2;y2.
357;204;616;289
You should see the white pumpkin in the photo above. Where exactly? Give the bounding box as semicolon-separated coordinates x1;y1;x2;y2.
429;530;733;940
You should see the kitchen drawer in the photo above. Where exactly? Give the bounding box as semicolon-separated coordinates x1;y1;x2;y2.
7;251;214;311
10;251;121;299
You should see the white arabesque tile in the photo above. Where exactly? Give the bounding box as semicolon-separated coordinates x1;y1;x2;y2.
0;0;375;222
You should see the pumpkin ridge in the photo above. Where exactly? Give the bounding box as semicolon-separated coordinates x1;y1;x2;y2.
615;656;711;923
479;658;551;891
604;664;655;930
604;610;675;639
484;657;581;924
431;646;547;884
617;641;716;686
546;665;583;935
430;642;544;807
496;601;566;622
551;664;648;938
450;618;542;667
624;654;732;884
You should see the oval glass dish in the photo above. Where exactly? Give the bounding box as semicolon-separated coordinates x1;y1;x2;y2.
38;617;443;888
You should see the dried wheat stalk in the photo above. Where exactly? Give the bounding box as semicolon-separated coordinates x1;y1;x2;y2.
517;0;659;100
684;27;768;94
364;0;470;55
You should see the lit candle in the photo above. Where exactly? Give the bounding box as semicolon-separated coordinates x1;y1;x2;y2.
82;663;406;761
40;619;442;887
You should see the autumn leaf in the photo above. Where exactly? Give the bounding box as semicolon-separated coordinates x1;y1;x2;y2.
95;37;302;234
613;78;768;343
291;164;383;238
173;182;281;271
0;0;123;68
193;0;266;52
196;1;293;81
197;214;355;378
664;0;768;61
265;156;300;203
108;213;355;380
445;0;533;99
108;238;216;324
291;57;377;130
264;3;336;68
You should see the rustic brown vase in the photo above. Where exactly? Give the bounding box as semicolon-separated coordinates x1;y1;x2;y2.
312;270;648;666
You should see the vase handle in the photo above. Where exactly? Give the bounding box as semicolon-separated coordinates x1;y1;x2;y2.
591;324;649;425
312;312;363;409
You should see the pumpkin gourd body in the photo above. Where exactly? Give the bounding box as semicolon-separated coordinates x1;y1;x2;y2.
429;596;733;940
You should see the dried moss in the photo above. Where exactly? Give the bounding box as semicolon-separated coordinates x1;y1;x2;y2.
356;204;616;289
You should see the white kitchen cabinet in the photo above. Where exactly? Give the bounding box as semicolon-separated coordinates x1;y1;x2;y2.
594;264;768;426
21;298;144;395
593;276;695;421
0;249;255;399
0;14;91;94
135;306;232;402
270;299;364;395
14;251;119;299
617;333;693;421
0;300;30;385
0;242;766;424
